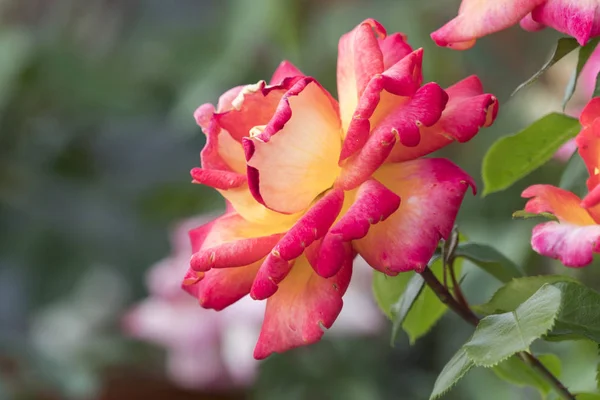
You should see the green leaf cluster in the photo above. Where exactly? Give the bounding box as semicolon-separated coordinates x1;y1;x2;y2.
432;277;600;399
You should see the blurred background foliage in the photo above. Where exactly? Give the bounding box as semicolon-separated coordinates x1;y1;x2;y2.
0;0;598;399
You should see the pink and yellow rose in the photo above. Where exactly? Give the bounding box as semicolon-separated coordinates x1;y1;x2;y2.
522;97;600;267
432;0;600;50
186;19;498;359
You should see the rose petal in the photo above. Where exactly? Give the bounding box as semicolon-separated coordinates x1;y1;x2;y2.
531;221;600;267
250;189;345;300
215;81;286;142
317;179;400;277
378;32;413;70
245;78;342;214
215;186;303;226
190;232;283;272
252;252;353;359
190;167;246;190
189;213;287;272
577;110;600;192
337;19;386;132
196;80;298;180
522;184;598;224
431;0;545;50
184;264;262;310
387;75;498;162
582;184;600;209
531;0;600;46
520;12;547;31
580;97;600;127
354;158;475;274
269;60;304;85
340;49;424;161
337;82;448;190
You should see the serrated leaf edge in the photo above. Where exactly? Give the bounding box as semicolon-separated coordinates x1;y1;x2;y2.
475;275;579;315
465;284;563;368
430;349;474;400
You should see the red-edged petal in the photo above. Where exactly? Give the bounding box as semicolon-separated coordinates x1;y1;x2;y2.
252;252;353;359
340;49;424;161
337;19;386;132
269;60;304;85
190;232;283;271
583;184;600;209
250;189;345;300
194;103;215;132
196;83;276;174
530;221;600;267
520;12;547;31
580;97;600;127
337;82;448;190
522;184;598;224
317;179;400;277
189;213;286;272
531;0;600;46
244;78;342;214
387;75;498;162
197;116;241;172
372;82;448;147
378;32;413;70
200;79;304;175
576;118;600;193
215;81;286;142
431;0;545;50
190;167;246;190
354;159;475;275
183;263;261;310
194;86;245;132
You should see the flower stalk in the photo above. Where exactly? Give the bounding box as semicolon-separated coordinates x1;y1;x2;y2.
419;267;575;400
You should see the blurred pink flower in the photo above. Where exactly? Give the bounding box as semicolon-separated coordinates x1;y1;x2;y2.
124;216;263;390
124;216;383;390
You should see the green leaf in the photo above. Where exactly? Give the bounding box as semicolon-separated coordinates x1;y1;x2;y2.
563;38;600;108
575;394;600;400
464;284;562;367
512;210;559;222
482;113;581;196
492;354;561;398
546;282;600;343
373;258;462;344
512;38;579;97
477;279;600;343
390;273;425;345
372;270;412;319
403;258;463;343
429;348;474;400
453;242;523;283
560;151;588;198
475;275;578;316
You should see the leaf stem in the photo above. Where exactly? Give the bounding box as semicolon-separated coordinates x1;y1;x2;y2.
419;267;575;400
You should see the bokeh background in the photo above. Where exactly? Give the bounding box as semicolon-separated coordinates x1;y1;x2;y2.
1;0;599;399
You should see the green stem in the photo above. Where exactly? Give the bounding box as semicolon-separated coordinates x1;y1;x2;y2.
419;267;575;400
